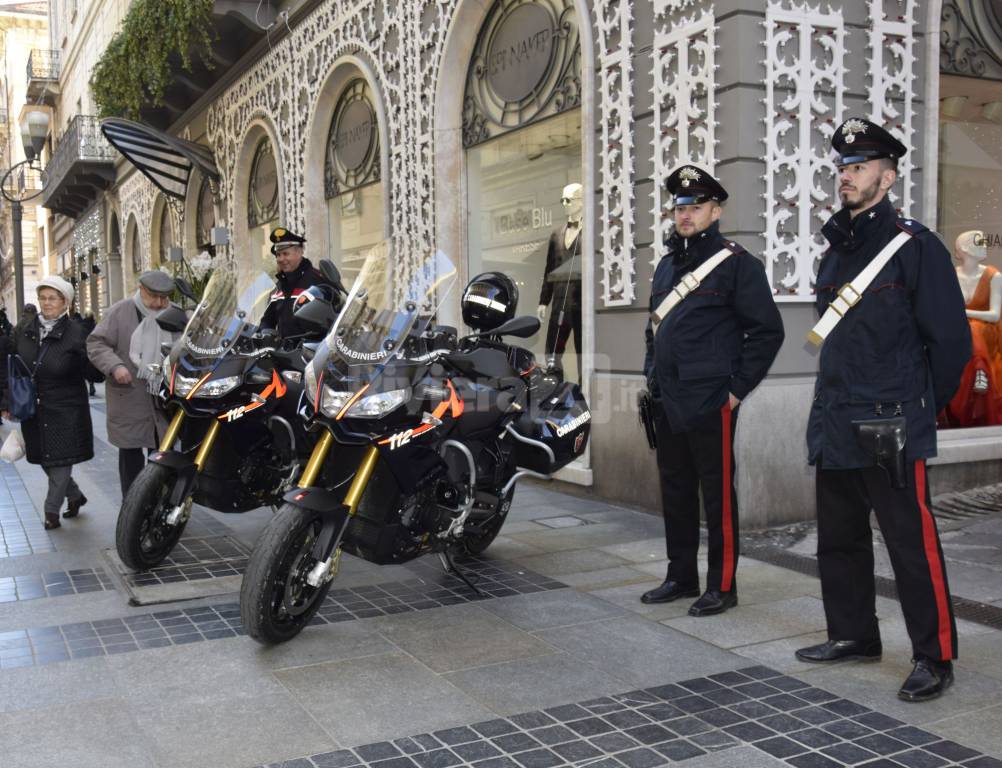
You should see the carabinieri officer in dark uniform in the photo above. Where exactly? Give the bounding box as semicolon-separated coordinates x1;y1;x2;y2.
795;118;971;702
260;227;335;340
642;165;784;616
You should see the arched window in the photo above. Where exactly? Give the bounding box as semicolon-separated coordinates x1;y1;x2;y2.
248;138;280;268
464;0;583;382
130;224;142;274
196;175;215;249
157;203;173;267
325;78;382;283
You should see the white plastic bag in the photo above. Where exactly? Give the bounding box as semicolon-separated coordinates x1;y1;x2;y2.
1;428;25;462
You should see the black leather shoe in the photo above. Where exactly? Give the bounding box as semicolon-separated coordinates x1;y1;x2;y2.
687;590;737;616
63;493;87;519
898;658;954;702
795;639;882;664
641;580;699;604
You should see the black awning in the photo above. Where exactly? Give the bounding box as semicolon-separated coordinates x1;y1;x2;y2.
100;118;219;201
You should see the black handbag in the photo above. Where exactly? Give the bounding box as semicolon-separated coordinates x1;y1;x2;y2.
7;344;49;422
852;416;907;489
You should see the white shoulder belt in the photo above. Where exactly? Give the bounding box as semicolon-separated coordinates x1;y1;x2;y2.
651;247;733;333
807;230;912;347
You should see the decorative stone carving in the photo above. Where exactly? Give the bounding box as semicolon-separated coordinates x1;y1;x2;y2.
762;1;845;299
595;0;635;306
651;5;716;263
869;0;916;217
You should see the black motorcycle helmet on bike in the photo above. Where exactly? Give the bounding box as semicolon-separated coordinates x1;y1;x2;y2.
461;272;518;331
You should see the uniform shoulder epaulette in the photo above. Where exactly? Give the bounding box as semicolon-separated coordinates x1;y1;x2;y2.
895;217;929;236
722;239;747;255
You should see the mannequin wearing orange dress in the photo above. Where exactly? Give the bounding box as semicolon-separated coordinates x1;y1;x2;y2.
942;231;1002;427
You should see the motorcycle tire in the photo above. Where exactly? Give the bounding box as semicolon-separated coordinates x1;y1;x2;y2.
241;503;334;645
115;462;188;571
462;485;514;556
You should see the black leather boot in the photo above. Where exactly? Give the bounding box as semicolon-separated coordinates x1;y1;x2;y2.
687;590;737;616
898;658;954;702
795;639;883;663
641;580;699;604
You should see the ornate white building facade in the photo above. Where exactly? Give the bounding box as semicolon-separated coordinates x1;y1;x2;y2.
39;0;1002;521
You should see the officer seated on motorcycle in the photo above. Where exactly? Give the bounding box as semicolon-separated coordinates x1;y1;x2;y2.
259;227;338;345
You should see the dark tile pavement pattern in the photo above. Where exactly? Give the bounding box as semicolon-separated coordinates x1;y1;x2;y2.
0;462;54;557
254;666;1002;768
0;555;563;670
0;567;113;603
123;536;250;588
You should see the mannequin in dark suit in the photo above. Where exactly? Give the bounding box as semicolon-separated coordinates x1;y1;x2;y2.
537;182;583;380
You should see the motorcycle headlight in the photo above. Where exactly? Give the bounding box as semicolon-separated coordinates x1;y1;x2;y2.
198;375;242;398
345;388;409;419
304;363;318;405
319;386;353;418
173;373;199;397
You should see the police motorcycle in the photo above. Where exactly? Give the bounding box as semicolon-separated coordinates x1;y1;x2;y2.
114;262;346;571
240;245;592;644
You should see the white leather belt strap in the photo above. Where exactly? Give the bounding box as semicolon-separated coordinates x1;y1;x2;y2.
807;230;912;347
651;247;733;333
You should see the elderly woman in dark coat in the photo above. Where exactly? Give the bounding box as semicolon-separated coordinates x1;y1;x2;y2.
0;276;103;529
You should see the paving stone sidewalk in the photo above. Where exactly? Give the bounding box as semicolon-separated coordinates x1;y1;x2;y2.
0;392;999;768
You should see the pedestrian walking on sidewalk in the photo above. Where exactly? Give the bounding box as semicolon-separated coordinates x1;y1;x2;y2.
796;118;972;702
0;277;103;529
87;270;178;497
641;165;784;616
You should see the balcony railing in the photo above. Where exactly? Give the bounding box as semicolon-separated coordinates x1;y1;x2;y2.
27;49;60;82
42;115;117;217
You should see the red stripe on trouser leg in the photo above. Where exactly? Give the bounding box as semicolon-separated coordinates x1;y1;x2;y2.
720;403;734;592
915;461;952;660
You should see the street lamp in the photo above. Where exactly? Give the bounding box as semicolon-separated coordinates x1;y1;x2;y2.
1;107;50;315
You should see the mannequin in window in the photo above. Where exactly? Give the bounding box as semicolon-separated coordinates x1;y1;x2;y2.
941;230;1002;427
537;183;583;380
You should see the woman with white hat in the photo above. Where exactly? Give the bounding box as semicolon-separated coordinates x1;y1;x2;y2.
0;276;103;529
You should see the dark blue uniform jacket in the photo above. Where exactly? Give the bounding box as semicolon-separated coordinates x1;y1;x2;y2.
807;196;972;469
644;222;785;432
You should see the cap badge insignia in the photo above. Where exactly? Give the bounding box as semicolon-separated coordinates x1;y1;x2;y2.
842;119;868;145
679;167;701;182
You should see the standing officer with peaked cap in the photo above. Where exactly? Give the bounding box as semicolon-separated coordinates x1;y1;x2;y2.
260;227;335;340
642;165;784;616
795;118;972;702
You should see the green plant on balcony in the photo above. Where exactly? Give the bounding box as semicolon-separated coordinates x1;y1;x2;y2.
90;0;216;118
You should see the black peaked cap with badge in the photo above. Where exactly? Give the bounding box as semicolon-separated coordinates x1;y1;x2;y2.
665;164;728;207
270;227;306;255
831;117;907;165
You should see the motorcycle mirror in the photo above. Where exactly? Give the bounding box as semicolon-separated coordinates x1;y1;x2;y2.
318;259;348;295
484;315;541;339
175;277;197;303
155;306;189;334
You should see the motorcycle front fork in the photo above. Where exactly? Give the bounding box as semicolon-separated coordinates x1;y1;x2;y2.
159;409;222;525
301;436;380;587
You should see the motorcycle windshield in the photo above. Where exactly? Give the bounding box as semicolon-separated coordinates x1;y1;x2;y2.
170;269;276;365
311;243;457;385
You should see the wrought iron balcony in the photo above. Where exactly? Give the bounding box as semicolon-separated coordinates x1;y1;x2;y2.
42;115;117;218
26;49;60;102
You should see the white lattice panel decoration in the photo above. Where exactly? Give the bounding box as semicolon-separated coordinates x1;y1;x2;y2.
118;170;157;272
762;1;845;300
595;0;635;307
868;0;916;217
651;6;716;263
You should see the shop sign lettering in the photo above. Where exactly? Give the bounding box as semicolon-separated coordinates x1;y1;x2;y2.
973;232;1002;248
487;5;554;103
494;206;553;236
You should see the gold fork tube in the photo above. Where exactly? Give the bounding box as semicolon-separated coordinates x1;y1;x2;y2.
193;420;221;470
344;445;379;514
159;409;185;452
298;430;334;488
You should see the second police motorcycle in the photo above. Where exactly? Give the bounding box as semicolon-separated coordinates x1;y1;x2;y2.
240;244;593;643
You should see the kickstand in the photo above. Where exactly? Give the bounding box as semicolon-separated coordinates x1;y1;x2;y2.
438;549;487;598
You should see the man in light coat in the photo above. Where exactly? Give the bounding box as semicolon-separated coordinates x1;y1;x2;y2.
87;270;177;496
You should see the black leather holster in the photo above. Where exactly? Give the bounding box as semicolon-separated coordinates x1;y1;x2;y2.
852;416;907;489
638;390;657;450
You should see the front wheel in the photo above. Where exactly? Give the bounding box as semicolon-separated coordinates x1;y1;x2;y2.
116;463;189;571
240;504;334;645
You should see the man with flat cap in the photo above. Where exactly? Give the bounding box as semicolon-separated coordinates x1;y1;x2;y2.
88;270;183;495
260;227;335;340
795;118;971;702
642;165;784;616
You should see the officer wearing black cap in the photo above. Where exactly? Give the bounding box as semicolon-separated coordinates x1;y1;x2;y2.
259;227;334;339
795;118;971;703
642;164;784;616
